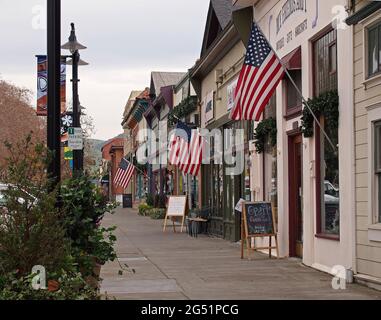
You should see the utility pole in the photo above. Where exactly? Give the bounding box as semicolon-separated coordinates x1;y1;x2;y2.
47;0;61;188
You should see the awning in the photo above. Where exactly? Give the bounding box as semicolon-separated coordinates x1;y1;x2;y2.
346;2;381;26
281;47;301;70
127;101;149;129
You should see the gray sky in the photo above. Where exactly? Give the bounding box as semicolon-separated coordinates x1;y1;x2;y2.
0;0;209;140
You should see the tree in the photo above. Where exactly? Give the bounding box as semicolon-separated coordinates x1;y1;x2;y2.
0;80;45;166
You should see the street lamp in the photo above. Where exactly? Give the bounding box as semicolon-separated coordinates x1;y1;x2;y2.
61;23;89;173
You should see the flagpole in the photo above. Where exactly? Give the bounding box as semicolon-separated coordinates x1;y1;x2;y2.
255;23;338;154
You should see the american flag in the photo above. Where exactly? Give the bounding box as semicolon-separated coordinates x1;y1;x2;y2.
168;121;202;177
114;158;135;189
230;22;285;121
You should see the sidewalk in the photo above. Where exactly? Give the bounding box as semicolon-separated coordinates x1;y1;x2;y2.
100;208;381;300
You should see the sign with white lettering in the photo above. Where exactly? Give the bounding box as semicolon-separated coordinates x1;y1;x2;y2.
68;127;83;150
205;91;214;123
227;79;238;112
163;196;188;233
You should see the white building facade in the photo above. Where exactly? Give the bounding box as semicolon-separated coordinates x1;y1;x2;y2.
234;0;356;277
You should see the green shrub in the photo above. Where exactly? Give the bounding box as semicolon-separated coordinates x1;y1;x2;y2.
61;175;117;276
148;208;166;220
0;270;98;300
0;136;71;276
146;193;154;207
154;194;167;208
138;203;152;216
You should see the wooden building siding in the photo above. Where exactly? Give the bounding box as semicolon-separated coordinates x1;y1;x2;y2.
353;0;381;278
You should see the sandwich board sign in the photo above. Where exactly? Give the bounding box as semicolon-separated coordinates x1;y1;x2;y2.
241;201;279;260
163;196;188;233
68;127;83;150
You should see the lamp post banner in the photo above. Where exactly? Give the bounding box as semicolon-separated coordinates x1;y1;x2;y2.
36;55;67;116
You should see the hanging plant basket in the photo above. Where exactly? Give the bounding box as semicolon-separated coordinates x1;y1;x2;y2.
253;117;277;154
301;90;339;138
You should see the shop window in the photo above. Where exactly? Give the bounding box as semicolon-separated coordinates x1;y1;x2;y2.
314;29;340;238
314;29;337;96
374;121;381;223
368;22;381;78
286;69;302;115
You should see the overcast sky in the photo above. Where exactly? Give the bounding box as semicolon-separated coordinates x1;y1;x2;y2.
0;0;209;140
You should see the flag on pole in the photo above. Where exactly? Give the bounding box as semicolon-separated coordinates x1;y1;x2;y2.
169;121;203;177
229;22;285;121
114;158;136;189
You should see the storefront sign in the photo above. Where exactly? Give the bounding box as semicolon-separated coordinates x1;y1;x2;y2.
166;196;187;217
241;201;279;259
227;79;238;112
276;0;307;34
244;202;275;235
163;196;188;233
204;91;214;123
234;198;245;213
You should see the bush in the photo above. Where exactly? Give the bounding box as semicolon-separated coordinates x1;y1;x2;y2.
149;208;166;220
0;270;98;300
0;135;118;300
0;136;71;276
61;175;117;276
138;203;152;216
154;194;167;209
146;193;154;207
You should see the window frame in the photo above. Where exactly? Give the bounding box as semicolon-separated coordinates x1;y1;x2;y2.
313;27;340;240
367;22;381;79
284;69;303;119
374;120;381;224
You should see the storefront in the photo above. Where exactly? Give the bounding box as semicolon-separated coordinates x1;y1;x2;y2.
233;0;355;275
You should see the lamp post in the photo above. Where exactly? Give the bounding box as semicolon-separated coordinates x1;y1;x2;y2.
61;23;88;173
47;0;61;188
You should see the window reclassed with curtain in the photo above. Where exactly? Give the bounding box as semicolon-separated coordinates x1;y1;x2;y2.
374;121;381;223
368;22;381;78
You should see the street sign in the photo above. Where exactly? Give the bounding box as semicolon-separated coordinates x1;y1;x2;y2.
68;127;83;150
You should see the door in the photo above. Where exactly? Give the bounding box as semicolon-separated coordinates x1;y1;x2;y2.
288;134;303;258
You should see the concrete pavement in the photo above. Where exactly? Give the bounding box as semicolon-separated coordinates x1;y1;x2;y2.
100;207;381;300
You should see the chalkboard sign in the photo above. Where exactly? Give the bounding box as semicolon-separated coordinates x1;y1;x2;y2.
123;194;133;208
244;202;274;236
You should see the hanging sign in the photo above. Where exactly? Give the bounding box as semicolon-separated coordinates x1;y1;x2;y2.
227;78;238;112
204;91;214;123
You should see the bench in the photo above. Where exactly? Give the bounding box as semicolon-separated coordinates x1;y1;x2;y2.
187;217;208;238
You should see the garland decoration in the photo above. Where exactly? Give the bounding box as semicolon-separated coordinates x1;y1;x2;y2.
301;90;339;138
168;96;198;126
253;117;277;154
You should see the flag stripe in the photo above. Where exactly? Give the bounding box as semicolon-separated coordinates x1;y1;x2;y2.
229;23;284;121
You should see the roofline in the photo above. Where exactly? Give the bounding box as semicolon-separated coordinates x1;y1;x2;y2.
191;22;239;79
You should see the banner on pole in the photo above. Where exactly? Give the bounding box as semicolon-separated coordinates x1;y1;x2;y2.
64;147;73;160
36;55;67;116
